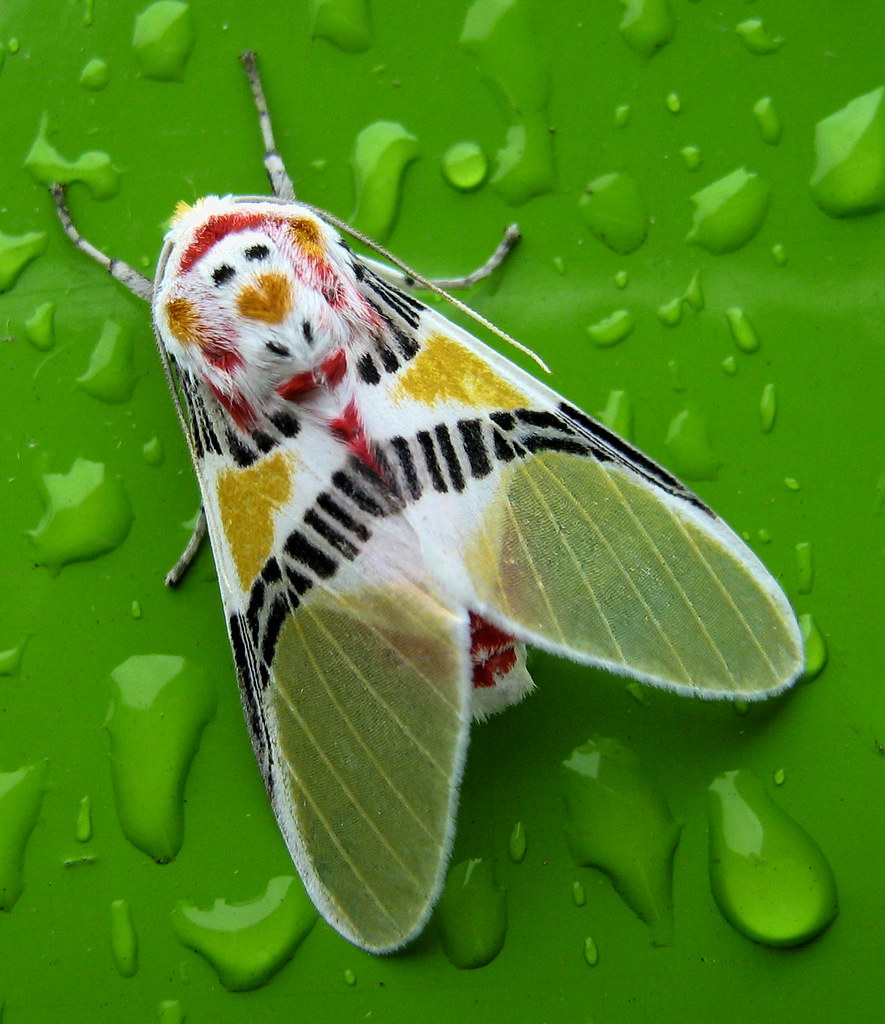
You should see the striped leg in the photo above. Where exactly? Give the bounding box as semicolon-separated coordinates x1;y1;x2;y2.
241;50;296;202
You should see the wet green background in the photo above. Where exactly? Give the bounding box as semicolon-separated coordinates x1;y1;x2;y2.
1;0;884;1020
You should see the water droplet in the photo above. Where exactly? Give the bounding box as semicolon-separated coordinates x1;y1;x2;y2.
795;541;814;595
0;762;47;910
0;228;47;292
667;357;686;391
0;639;26;677
172;876;317;991
771;242;787;265
773;768;786;787
586;309;634;348
810;86;885;217
722;355;738;375
571;880;586;907
8;37;20;54
733;699;750;716
460;0;554;205
757;528;772;544
28;458;133;572
735;18;784;55
753;96;782;145
442;141;488;191
133;1;195;82
552;255;565;274
799;614;827;682
680;145;702;171
759;382;777;433
657;296;683;326
508;820;527;863
683;268;704;310
157;1000;185;1024
130;599;142;619
142;436;165;466
24;302;55;350
435;858;507;968
617;0;675;60
665;91;681;114
614;103;631;128
343;968;357;986
686;167;770;254
106;654;216;863
350;121;419;242
784;477;801;491
75;795;93;843
110;898;138;977
596;389;634;442
310;0;372;54
579;172;648;254
625;681;648;705
665;408;721;481
80;57;110;91
76;320;140;403
708;769;837;947
83;0;94;26
725;306;760;353
24;114;120;199
561;736;680;944
613;269;629;289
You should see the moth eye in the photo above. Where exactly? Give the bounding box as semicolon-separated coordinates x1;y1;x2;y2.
245;243;270;261
212;263;236;286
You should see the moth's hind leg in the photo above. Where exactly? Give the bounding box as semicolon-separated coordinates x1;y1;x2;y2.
51;184;153;301
241;51;296;202
164;507;208;588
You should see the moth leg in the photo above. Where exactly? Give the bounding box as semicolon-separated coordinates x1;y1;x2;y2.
362;224;521;292
241;51;296;202
164;507;207;588
51;185;153;301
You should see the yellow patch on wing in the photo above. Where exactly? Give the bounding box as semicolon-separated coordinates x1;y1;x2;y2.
237;272;293;324
165;296;202;345
395;333;526;409
288;216;325;262
216;450;294;590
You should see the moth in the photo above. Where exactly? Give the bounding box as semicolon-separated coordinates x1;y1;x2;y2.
51;53;803;953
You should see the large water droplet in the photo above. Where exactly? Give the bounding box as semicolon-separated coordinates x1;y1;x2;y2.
579;172;648;254
171;876;317;991
586;309;634;347
110;898;138;977
133;1;195;82
75;795;93;843
708;770;838;947
25;114;121;199
686;168;770;254
753;97;782;145
725;306;760;353
657;296;683;326
310;0;372;54
760;382;777;432
617;0;675;60
350;121;419;242
0;229;47;292
442;141;488;191
435;858;507;968
106;654;216;863
560;736;680;944
0;762;47;911
24;302;55;350
596;389;634;442
810;86;885;217
77;320;140;403
665;408;721;481
735;19;784;55
28;458;133;572
799;614;827;682
80;57;110;91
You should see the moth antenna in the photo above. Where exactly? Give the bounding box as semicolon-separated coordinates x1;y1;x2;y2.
241;51;296;202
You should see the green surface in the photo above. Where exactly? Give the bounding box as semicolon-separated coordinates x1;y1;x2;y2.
1;0;883;1020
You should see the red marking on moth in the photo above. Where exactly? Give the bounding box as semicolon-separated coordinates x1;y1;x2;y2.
277;370;318;401
469;612;518;689
208;381;255;431
180;212;270;272
201;337;242;373
320;349;347;386
277;349;347;402
330;399;379;472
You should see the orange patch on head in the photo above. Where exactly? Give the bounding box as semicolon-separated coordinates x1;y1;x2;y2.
236;272;293;324
165;296;202;345
288;217;325;261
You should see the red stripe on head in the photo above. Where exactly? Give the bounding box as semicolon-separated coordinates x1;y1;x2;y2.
179;212;270;273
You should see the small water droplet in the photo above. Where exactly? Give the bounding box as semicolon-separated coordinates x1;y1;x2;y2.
80;57;110;91
442;141;488;191
552;255;565;274
508;820;527;863
759;382;777;432
130;599;142;619
350;121;419;242
795;541;814;594
157;1000;185;1024
773;768;786;787
171;876;317;991
83;0;94;26
613;269;629;289
561;736;680;944
733;699;750;716
657;296;683;326
708;769;837;947
579;172;648;254
7;37;20;54
722;355;738;375
753;96;782;145
735;18;784;55
617;0;675;60
683;268;704;310
583;935;599;966
0;763;48;910
665;408;721;481
142;436;165;466
680;145;702;171
75;795;93;843
810;86;885;217
571;880;586;907
665;91;681;114
435;858;507;968
310;0;372;54
0;228;47;293
686;168;770;254
667;357;686;391
28;458;133;572
757;527;772;544
586;309;634;348
77;319;140;403
725;306;760;353
110;898;138;977
784;477;801;491
799;613;827;682
106;654;216;863
24;302;55;350
133;1;195;82
596;389;634;442
614;103;631;127
0;639;27;677
343;967;357;986
625;680;648;705
771;242;787;266
25;114;121;199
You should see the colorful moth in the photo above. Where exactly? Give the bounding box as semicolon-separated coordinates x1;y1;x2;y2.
51;53;803;953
